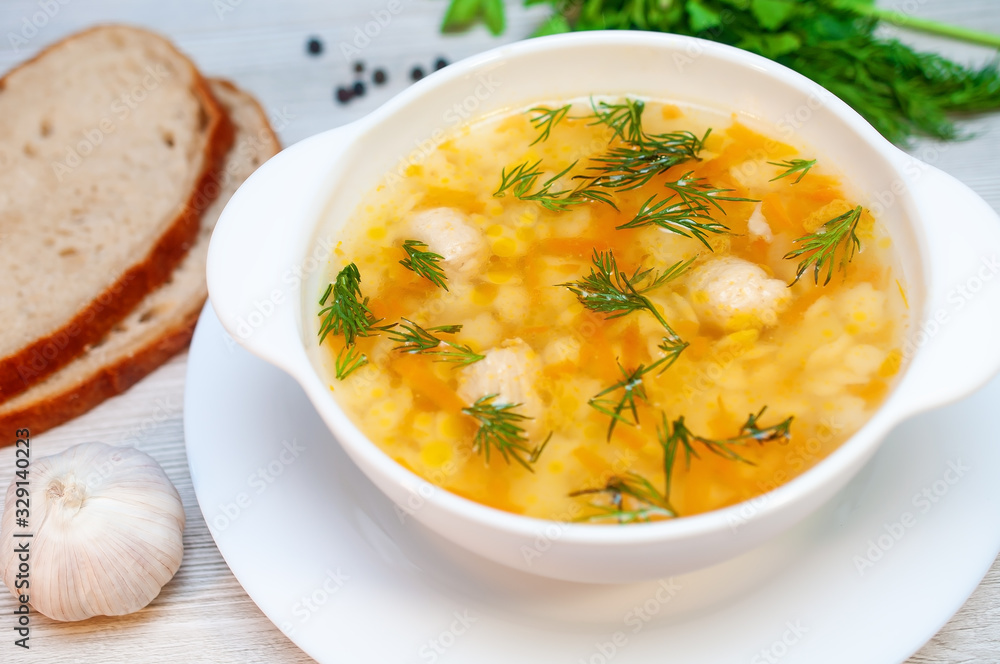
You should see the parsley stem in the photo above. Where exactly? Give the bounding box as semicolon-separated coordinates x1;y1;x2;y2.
857;6;1000;49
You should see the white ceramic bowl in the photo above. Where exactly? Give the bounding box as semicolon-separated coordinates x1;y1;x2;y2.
207;31;1000;584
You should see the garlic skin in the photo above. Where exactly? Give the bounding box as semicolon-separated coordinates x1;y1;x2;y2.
0;442;185;622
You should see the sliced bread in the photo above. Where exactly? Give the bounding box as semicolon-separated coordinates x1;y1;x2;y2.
0;25;233;400
0;79;280;435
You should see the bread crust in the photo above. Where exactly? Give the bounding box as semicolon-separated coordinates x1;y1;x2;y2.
0;78;280;437
0;25;234;401
0;311;201;436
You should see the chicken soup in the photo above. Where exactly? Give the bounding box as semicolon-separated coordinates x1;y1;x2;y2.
314;97;908;523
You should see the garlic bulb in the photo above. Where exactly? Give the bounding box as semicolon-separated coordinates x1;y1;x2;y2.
0;442;185;621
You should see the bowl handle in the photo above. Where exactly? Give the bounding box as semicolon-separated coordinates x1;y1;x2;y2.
206;122;361;373
890;158;1000;414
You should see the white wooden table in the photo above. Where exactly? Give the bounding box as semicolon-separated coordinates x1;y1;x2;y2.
1;1;998;661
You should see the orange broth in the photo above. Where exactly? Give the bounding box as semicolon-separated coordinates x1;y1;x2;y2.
317;98;908;522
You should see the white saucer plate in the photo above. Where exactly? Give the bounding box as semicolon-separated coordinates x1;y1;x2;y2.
184;305;1000;664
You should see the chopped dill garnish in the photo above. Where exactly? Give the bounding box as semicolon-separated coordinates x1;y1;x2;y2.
580;137;707;192
387;318;485;366
570;473;675;523
785;205;863;285
334;345;368;380
768;158;817;184
573;408;793;523
497;96;710;215
462;395;550;471
558;250;693;335
400;239;449;290
528;104;572;145
614;172;756;248
660;171;757;213
655;335;689;374
662;408;793;473
588;361;657;441
585;98;646;143
318;263;394;346
618;194;730;248
580;98;709;190
494;160;610;211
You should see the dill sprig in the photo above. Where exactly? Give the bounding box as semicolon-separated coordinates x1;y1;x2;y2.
588;361;656;441
558;250;693;335
334;345;367;380
577;98;709;194
494;160;615;210
785;205;863;285
387;319;485;366
570;473;675;523
655;335;689;374
318;263;394;346
580;140;706;192
462;395;550;471
400;240;449;290
529;104;572;145
617;172;755;247
585;98;646;143
618;194;730;248
498;97;709;215
662;408;793;472
660;409;794;501
768;158;817;184
572;408;793;523
661;171;757;213
494;160;593;211
581;99;708;188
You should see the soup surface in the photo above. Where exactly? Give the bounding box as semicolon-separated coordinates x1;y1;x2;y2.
315;97;908;523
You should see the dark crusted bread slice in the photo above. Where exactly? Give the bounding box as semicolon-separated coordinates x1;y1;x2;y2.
0;79;279;435
0;25;233;400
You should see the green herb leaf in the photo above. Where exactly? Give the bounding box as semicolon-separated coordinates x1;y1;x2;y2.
767;158;817;184
318;263;394;346
462;395;550;471
571;407;793;522
483;0;506;35
558;250;693;336
784;205;863;285
388;318;485;366
494;159;600;211
618;194;730;248
528;104;572;145
750;0;798;31
686;0;723;32
571;473;675;523
335;345;368;380
442;0;506;35
400;239;449;290
588;362;655;441
441;0;482;31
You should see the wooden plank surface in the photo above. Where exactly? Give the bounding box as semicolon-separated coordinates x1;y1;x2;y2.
0;0;998;662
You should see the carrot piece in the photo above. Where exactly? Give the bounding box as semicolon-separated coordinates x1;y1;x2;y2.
761;194;795;233
390;355;466;412
621;320;645;369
